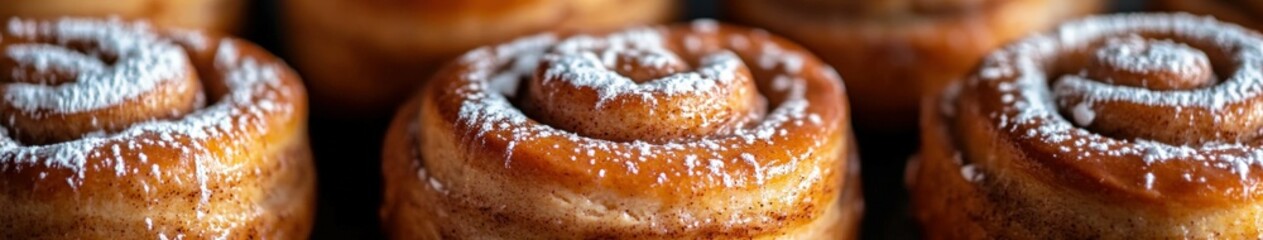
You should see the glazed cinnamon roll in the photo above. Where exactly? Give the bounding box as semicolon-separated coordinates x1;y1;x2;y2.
1156;0;1263;30
728;0;1102;131
0;0;246;34
909;13;1263;238
381;20;862;238
0;18;314;238
283;0;677;117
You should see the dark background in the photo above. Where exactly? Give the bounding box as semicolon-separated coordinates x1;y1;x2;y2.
237;0;1145;239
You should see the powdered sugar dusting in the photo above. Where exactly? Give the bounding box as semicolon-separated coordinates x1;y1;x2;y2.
1052;19;1254;112
967;13;1263;188
450;21;831;195
1070;102;1095;126
0;18;296;190
5;18;189;113
960;164;984;182
758;42;803;74
691;19;719;33
1094;34;1208;78
542;28;743;106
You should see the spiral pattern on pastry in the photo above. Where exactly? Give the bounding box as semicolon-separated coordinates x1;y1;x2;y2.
908;13;1263;238
727;0;1103;131
0;0;246;34
382;20;862;239
0;18;313;239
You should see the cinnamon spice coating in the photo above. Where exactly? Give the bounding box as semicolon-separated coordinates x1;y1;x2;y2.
381;21;862;239
910;13;1263;239
0;18;314;239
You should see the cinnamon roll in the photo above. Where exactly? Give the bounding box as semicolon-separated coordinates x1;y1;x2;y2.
728;0;1103;131
381;20;862;238
0;0;246;34
909;13;1263;238
283;0;677;117
0;18;314;238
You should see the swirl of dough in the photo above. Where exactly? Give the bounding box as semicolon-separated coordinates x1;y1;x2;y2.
909;13;1263;238
0;18;314;239
382;20;862;239
522;28;765;142
0;18;202;145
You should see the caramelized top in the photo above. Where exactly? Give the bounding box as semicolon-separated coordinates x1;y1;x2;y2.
0;17;304;192
956;13;1263;205
424;20;850;201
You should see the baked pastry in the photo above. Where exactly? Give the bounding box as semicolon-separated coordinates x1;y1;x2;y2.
0;18;314;238
283;0;678;117
1156;0;1263;30
381;20;863;238
0;0;246;34
908;13;1263;238
728;0;1102;131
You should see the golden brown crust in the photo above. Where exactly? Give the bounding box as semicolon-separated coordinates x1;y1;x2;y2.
909;13;1263;238
381;21;861;239
282;0;677;117
0;0;245;34
727;0;1102;131
0;18;314;239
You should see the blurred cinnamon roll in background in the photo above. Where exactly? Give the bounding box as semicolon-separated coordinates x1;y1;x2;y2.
283;0;678;117
381;20;862;238
0;0;246;34
910;13;1263;238
1156;0;1263;30
728;0;1102;132
0;17;314;238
